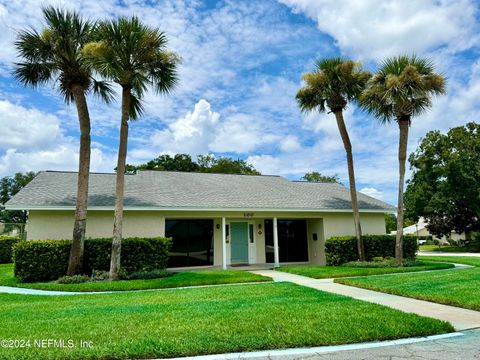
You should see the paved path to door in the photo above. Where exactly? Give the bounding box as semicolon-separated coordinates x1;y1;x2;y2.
250;270;480;331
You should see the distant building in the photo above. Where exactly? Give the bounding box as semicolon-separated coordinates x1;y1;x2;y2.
391;217;465;244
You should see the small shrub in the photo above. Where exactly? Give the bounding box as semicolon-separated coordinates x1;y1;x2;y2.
372;256;384;262
344;259;424;268
57;275;91;284
464;233;480;252
0;235;21;264
91;270;110;282
325;235;418;265
13;240;70;282
125;269;170;280
447;238;458;246
13;237;172;282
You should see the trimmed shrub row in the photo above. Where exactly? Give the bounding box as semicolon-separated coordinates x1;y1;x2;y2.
13;237;171;282
325;235;418;265
0;235;21;264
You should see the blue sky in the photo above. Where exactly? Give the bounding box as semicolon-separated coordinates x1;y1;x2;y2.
0;0;479;205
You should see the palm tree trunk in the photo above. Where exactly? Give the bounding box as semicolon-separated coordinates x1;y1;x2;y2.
334;110;365;261
395;116;410;265
67;84;91;276
110;87;131;280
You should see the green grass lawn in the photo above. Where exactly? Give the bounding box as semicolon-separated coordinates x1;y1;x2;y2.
419;244;469;252
336;256;480;311
0;264;270;292
278;261;454;279
0;282;453;360
419;256;480;267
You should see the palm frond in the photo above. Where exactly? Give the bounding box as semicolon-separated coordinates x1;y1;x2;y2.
150;51;179;94
14;6;107;105
92;79;115;104
361;54;446;123
297;57;371;113
15;29;53;62
82;16;179;120
295;85;326;113
129;92;145;120
13;62;55;87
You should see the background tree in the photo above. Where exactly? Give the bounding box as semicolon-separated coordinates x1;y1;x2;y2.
405;122;480;241
360;55;445;264
302;171;340;183
125;154;260;175
83;17;179;279
135;154;199;172
296;58;371;261
0;172;37;224
384;214;416;234
198;155;260;175
14;7;113;275
384;214;397;234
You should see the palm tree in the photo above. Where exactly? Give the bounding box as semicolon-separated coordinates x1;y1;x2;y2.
14;7;113;275
296;58;371;261
82;17;179;279
360;55;445;264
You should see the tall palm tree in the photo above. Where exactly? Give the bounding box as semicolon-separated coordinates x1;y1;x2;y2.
360;55;445;264
296;58;371;261
83;17;179;279
14;7;113;275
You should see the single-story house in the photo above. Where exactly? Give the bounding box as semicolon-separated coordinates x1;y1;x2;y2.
5;170;394;268
391;217;465;244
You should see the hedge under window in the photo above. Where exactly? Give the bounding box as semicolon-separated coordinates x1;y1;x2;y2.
165;219;214;267
265;219;308;263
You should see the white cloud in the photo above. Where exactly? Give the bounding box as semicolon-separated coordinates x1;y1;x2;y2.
212;113;279;154
247;155;283;175
360;187;384;200
131;99;281;161
279;0;479;60
0;143;114;178
147;99;219;157
0;99;114;177
0;100;60;149
279;135;301;152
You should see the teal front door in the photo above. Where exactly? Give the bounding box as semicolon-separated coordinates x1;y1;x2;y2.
230;222;249;264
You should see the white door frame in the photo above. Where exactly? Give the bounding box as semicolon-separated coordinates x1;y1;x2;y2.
227;220;256;265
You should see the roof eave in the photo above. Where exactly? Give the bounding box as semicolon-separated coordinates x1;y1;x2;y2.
5;205;395;213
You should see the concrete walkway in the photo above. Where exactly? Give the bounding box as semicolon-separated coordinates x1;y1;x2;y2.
250;270;480;331
419;251;480;257
0;280;272;296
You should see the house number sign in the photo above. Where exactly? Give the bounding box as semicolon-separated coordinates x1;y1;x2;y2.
243;212;254;218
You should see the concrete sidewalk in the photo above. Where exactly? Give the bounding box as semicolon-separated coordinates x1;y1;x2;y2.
251;270;480;331
418;252;480;257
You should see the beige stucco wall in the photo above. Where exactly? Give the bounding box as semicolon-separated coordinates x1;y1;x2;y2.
322;212;386;239
27;210;165;240
307;218;325;265
27;209;387;265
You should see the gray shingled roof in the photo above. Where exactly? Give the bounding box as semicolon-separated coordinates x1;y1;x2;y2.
5;171;395;212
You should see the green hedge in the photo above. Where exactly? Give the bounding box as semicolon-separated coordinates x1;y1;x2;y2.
0;235;21;264
13;237;171;282
325;235;418;265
